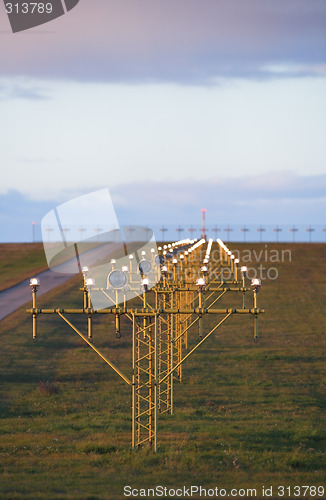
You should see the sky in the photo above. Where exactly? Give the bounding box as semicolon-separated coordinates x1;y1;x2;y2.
0;0;326;242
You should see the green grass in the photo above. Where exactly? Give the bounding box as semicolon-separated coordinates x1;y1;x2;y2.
0;243;47;292
0;243;325;499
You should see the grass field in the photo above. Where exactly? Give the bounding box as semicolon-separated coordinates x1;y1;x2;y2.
0;243;47;292
0;243;325;499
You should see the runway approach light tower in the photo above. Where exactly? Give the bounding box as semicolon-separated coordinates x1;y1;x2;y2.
201;208;207;240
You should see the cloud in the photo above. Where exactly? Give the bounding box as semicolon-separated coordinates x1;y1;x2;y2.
107;171;326;227
0;190;56;242
1;172;325;242
0;0;325;84
262;63;326;78
110;171;326;225
112;171;326;208
0;80;49;100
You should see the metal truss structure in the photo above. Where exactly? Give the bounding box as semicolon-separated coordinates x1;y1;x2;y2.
27;238;264;451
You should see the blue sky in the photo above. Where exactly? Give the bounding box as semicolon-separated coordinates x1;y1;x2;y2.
0;0;326;241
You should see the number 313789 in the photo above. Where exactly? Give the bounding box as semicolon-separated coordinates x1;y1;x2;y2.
5;3;53;14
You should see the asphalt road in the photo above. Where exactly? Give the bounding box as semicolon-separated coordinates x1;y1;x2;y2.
0;242;122;321
0;270;75;321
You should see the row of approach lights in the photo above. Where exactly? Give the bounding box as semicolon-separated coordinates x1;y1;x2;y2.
159;238;204;278
29;237;262;294
160;226;323;242
216;239;261;293
30;240;199;294
223;226;320;243
28;238;264;451
105;238;202;290
194;237;212;290
89;248;158;293
41;225;323;246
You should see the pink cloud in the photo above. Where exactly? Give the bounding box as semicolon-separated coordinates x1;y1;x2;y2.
0;0;325;83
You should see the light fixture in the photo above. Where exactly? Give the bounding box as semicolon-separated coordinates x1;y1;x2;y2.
241;266;248;277
161;265;168;275
155;254;165;266
200;265;208;274
234;258;239;265
121;265;129;273
196;277;206;290
139;259;152;274
180;254;184;260
129;254;134;260
172;258;178;265
151;248;155;253
251;278;261;293
82;266;89;276
29;278;40;289
108;270;127;289
141;277;150;292
85;278;95;289
141;250;146;256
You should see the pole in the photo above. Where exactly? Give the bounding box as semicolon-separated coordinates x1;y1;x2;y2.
32;287;37;341
87;291;92;341
132;313;136;448
201;209;207;240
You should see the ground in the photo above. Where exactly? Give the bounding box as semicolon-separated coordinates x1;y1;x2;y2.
0;243;325;499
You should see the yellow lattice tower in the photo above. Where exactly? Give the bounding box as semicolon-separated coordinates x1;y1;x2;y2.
27;237;263;451
132;308;158;450
156;285;173;415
